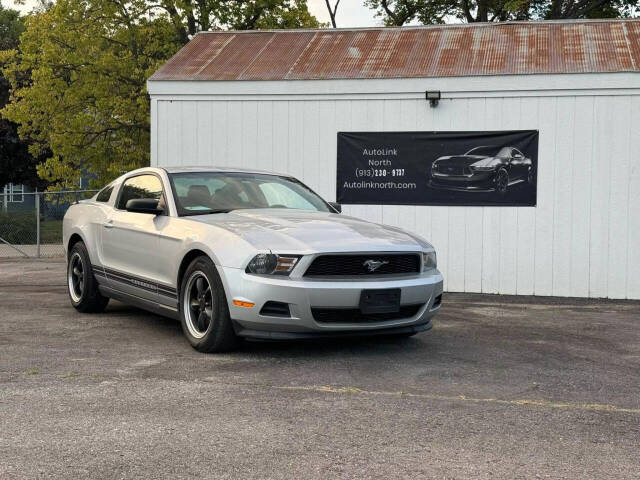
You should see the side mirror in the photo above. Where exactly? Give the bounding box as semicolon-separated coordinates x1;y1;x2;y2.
329;202;342;213
126;198;164;215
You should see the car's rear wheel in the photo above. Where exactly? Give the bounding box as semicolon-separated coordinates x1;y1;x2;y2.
527;167;536;185
179;256;239;353
67;241;109;313
495;169;509;195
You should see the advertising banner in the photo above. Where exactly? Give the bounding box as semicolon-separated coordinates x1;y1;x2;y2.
337;130;538;206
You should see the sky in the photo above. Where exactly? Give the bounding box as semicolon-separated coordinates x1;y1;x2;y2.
3;0;381;27
307;0;379;27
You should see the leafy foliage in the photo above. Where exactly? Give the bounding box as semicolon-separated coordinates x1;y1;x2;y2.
0;212;36;243
365;0;640;25
1;0;320;189
0;5;47;189
160;0;320;43
1;0;181;188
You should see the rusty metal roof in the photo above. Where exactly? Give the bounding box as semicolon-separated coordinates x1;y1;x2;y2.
149;20;640;81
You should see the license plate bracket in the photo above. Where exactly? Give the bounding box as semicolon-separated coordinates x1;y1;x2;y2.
359;288;401;314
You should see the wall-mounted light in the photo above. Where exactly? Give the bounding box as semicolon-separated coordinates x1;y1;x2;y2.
425;91;441;108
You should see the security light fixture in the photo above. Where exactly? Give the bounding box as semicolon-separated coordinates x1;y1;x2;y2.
426;91;441;107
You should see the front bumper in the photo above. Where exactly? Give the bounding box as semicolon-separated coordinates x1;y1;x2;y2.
218;266;443;338
429;170;497;192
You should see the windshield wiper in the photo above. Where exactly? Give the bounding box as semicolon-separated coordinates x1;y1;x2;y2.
183;209;232;216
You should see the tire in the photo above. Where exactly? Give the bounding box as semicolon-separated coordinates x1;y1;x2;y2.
179;255;239;353
67;241;109;313
527;167;536;185
495;168;509;195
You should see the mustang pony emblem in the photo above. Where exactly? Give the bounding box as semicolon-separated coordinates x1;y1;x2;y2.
363;259;389;272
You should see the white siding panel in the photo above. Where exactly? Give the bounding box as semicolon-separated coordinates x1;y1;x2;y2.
153;89;640;299
255;101;273;172
167;101;181;166
552;97;575;297
288;101;304;180
606;96;631;299
627;96;640;299
569;97;594;297
241;101;258;170
271;101;289;175
533;97;556;296
226;102;243;168
301;101;320;194
195;102;210;165
589;97;612;298
318;101;337;201
181;101;197;165
211;101;229;167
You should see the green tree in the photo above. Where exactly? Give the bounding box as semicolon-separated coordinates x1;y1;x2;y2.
0;4;48;189
365;0;639;25
1;0;181;189
2;0;320;189
160;0;319;43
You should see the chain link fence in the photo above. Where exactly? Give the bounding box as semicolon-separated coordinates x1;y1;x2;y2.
0;190;98;258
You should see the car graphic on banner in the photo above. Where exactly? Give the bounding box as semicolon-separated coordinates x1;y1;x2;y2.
429;145;535;195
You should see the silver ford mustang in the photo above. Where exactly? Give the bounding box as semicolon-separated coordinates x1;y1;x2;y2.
63;167;443;352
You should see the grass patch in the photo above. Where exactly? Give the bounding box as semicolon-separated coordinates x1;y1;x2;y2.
40;220;63;244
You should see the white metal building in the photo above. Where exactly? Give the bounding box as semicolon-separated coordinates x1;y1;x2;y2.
148;20;640;299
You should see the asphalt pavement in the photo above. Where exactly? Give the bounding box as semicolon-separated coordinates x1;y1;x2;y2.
1;258;639;479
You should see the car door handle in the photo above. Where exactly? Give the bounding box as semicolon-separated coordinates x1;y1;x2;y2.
103;220;114;229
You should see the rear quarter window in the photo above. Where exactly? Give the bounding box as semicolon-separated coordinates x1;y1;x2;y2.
96;185;114;202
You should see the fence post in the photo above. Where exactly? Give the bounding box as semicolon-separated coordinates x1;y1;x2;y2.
36;189;40;258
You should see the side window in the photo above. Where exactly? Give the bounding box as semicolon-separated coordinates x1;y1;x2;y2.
117;175;164;210
7;183;24;203
96;185;114;203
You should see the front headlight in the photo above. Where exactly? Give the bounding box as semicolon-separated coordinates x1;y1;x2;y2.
423;251;437;271
246;253;300;275
469;158;500;171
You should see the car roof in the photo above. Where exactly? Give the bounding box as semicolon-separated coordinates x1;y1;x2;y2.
159;166;290;177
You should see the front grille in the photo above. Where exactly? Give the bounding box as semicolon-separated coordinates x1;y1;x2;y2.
311;304;423;323
304;254;420;276
434;164;470;176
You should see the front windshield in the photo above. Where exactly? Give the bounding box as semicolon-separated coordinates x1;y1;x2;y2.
168;172;331;216
465;146;506;157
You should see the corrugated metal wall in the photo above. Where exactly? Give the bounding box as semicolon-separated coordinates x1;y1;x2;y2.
153;94;640;299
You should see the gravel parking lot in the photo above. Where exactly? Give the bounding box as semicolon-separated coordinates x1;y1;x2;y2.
1;258;639;479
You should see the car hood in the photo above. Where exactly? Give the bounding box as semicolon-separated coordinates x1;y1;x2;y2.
189;209;431;253
435;155;490;167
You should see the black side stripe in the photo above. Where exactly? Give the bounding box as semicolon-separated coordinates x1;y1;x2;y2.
92;265;106;277
96;266;178;299
157;285;178;299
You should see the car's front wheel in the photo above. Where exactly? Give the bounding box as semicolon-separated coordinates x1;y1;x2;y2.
67;241;109;313
179;256;239;353
495;169;509;195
